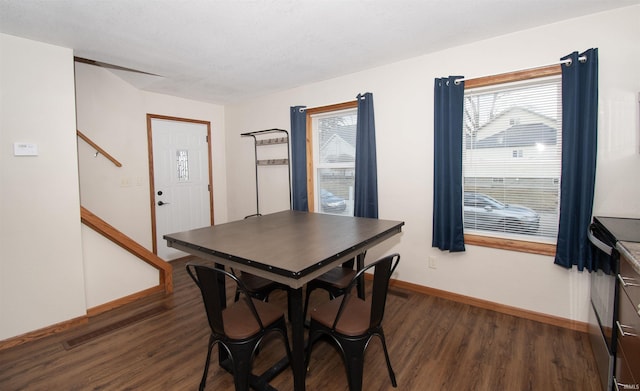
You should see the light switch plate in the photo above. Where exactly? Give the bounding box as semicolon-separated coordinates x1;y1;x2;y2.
14;142;38;156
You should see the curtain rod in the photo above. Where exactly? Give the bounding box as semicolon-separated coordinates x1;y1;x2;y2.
454;56;587;85
297;93;367;112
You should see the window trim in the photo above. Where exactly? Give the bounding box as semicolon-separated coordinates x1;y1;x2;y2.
463;64;561;256
305;100;358;212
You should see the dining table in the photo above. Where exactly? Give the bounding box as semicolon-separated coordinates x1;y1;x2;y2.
164;209;404;391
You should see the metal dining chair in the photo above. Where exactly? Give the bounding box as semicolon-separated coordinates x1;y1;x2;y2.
302;261;357;321
186;263;293;391
305;253;400;391
302;251;370;323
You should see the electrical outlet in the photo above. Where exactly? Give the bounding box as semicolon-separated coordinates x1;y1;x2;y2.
428;256;437;269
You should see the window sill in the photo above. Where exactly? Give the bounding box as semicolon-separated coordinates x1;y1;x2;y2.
464;234;556;257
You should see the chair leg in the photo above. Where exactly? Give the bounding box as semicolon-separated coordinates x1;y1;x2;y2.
377;332;397;387
200;335;215;391
226;341;257;391
275;327;294;375
339;338;368;391
305;329;324;374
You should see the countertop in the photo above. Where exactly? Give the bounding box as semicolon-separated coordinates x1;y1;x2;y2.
618;241;640;274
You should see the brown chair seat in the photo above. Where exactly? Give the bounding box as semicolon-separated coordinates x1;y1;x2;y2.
223;298;286;339
310;296;371;336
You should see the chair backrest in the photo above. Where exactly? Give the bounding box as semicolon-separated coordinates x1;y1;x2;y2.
332;253;400;330
370;253;399;327
186;263;264;335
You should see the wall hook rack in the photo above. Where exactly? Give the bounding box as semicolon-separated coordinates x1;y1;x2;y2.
241;128;291;217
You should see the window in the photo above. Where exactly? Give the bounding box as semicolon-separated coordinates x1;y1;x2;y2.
306;101;358;216
176;149;190;181
462;66;562;254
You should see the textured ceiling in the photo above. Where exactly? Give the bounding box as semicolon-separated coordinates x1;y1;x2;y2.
1;0;637;104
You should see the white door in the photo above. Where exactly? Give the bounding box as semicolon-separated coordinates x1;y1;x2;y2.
150;117;211;260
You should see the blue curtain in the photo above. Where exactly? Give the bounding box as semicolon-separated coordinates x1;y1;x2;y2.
290;106;309;211
354;93;378;218
554;49;599;271
432;77;465;252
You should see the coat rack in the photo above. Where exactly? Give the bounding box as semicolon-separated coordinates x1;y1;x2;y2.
241;128;291;217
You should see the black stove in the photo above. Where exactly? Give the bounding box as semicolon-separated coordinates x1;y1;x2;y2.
593;216;640;243
589;216;640;391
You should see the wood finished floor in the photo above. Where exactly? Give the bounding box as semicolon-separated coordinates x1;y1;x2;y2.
0;257;600;391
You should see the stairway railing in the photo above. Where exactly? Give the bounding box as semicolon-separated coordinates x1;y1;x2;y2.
80;206;172;315
77;129;123;167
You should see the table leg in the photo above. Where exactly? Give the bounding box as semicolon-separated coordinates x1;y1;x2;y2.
288;287;306;391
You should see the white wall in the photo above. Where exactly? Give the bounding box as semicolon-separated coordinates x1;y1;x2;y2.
0;34;86;339
81;226;158;309
225;6;640;322
75;62;228;309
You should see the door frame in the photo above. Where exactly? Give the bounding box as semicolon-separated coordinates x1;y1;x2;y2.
146;113;214;255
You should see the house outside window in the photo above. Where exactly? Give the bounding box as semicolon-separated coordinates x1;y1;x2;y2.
307;102;358;216
463;74;562;248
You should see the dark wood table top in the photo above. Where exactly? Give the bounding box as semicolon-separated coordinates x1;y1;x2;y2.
164;210;404;288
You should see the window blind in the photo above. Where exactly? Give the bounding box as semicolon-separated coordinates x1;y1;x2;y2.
462;76;562;242
312;108;357;215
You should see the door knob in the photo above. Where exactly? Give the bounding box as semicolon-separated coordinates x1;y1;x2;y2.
158;201;170;206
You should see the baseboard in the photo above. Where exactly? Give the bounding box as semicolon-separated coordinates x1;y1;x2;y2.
387;277;589;333
0;315;88;352
0;285;167;352
86;285;166;317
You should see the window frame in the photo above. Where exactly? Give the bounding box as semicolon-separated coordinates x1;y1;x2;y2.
305;100;358;212
462;65;561;257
